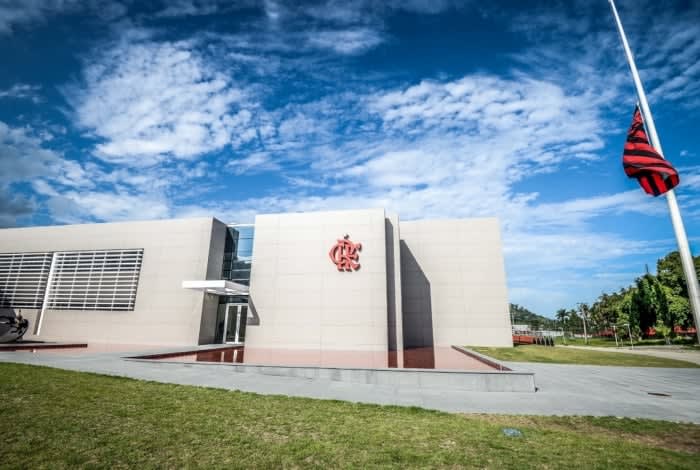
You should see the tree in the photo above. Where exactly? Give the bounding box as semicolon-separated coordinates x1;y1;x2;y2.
614;288;640;340
577;302;591;342
566;308;580;333
657;251;700;299
561;249;699;344
655;320;672;344
591;288;638;334
509;304;557;331
555;308;568;325
660;285;690;332
631;274;667;335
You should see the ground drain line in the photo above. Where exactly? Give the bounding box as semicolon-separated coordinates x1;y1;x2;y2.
647;392;672;397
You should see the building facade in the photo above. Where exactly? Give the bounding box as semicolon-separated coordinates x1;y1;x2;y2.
0;209;513;360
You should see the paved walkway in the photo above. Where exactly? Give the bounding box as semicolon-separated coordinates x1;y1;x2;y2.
1;348;699;423
563;345;700;365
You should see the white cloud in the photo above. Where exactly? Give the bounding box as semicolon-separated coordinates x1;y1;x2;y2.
151;0;461;24
156;0;224;17
0;0;127;35
0;121;85;186
176;72;614;223
363;75;607;190
0;188;34;227
0;120;96;225
503;229;677;314
302;0;463;24
200;1;464;59
263;0;282;22
506;0;700;112
0;83;42;102
227;152;280;175
504;231;661;275
285;175;328;189
627;2;700;107
370;76;605;154
69;34;256;165
0;0;79;35
516;191;667;231
68;191;169;221
0;118;190;226
35;185;171;223
305;28;384;55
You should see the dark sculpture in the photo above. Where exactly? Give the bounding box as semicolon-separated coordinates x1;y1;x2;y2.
0;314;29;343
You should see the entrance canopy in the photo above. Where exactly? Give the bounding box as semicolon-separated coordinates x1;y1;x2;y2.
182;280;249;296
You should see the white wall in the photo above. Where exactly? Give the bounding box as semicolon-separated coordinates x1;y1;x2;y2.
247;209;390;366
0;217;219;346
400;218;513;347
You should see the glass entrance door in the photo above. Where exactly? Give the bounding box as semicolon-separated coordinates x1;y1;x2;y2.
224;303;247;344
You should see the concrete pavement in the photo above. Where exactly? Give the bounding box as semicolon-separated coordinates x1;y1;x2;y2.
1;348;699;423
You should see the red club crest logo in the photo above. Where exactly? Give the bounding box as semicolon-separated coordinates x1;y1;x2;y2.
329;234;362;271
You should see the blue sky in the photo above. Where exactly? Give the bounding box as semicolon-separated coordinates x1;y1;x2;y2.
1;0;699;317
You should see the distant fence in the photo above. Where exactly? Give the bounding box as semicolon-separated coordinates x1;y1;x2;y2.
512;334;554;346
560;326;697;339
644;326;697;337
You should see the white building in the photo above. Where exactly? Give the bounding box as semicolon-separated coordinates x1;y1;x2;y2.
0;208;513;367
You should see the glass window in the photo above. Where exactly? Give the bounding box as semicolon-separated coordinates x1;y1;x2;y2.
221;225;254;285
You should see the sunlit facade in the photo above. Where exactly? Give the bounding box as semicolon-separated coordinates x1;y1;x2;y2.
0;209;513;362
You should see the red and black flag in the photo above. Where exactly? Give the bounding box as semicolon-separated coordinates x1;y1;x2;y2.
623;106;679;196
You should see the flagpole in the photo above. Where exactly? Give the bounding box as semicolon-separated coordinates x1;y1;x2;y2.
609;0;700;342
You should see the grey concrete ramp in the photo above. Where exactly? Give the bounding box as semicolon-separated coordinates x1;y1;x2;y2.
126;357;536;392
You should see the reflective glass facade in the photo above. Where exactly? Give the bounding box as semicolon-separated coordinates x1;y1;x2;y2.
221;225;254;285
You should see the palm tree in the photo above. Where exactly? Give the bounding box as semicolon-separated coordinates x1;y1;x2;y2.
577;302;591;344
555;308;568;326
555;308;569;343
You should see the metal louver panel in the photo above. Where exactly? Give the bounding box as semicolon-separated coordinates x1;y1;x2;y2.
45;249;144;311
0;252;53;308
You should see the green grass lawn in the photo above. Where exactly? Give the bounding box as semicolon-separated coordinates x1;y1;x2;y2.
471;345;700;368
1;363;699;468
